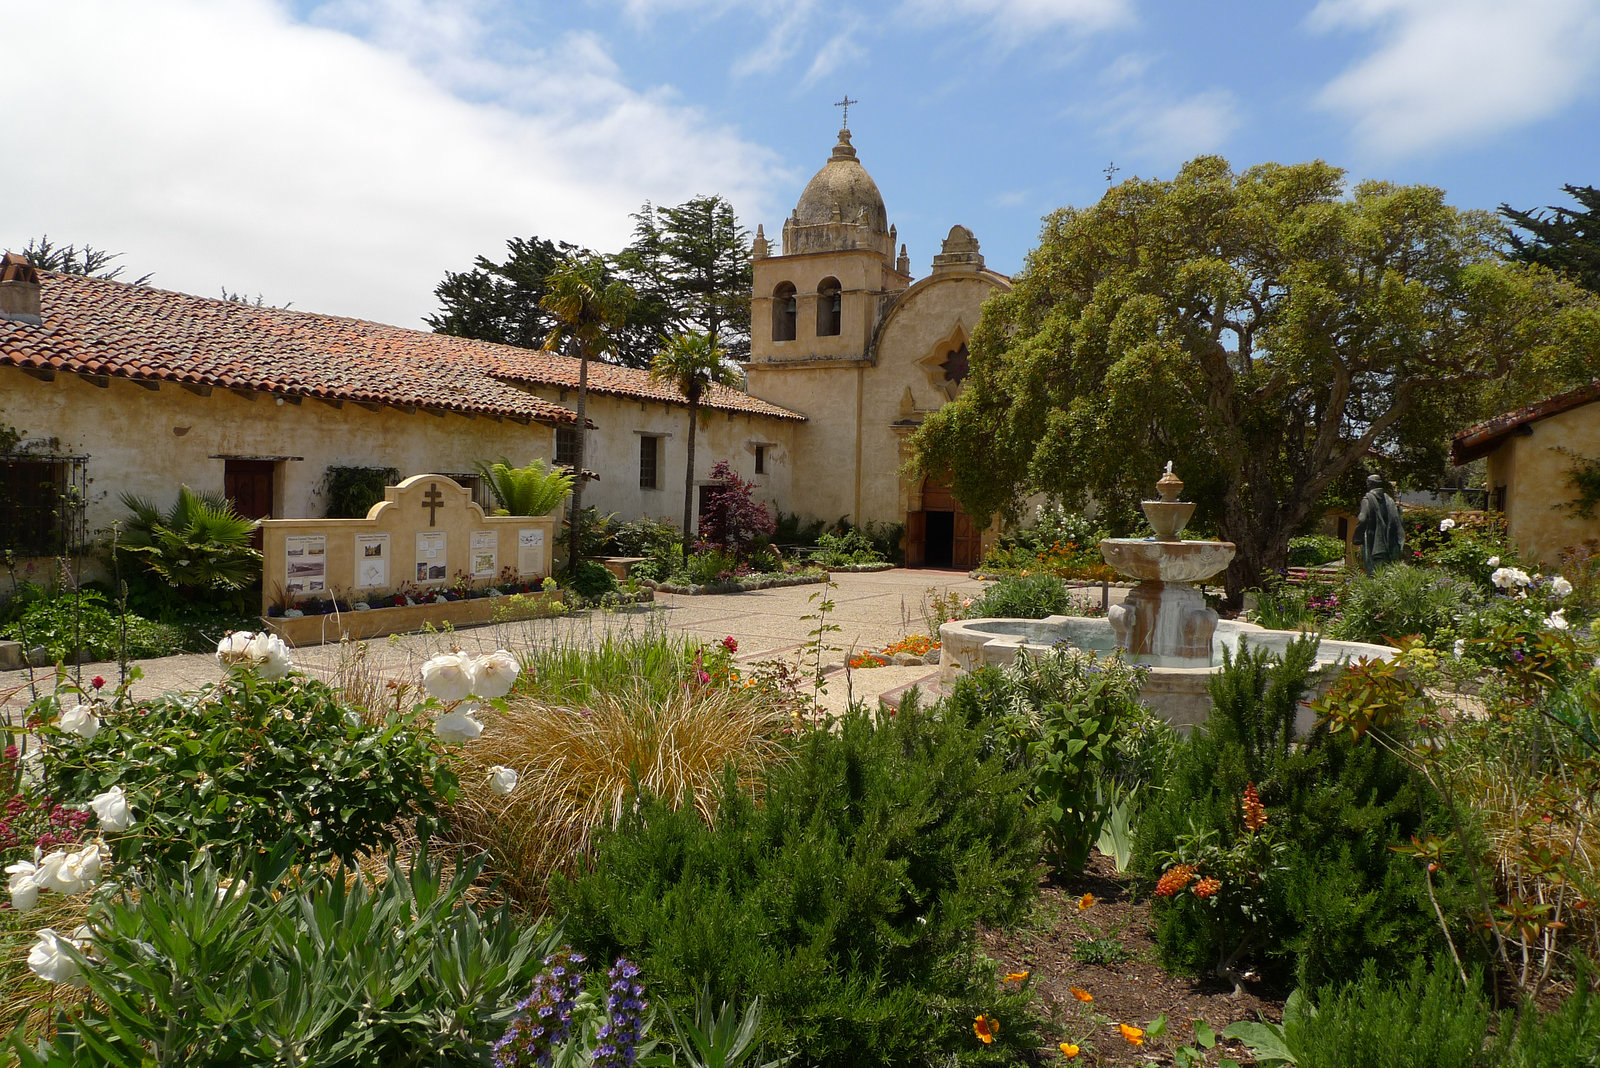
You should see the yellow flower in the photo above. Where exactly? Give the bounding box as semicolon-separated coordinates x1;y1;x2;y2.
1077;892;1095;910
1069;987;1093;1003
1060;1042;1080;1059
973;1015;998;1044
1003;971;1030;983
1118;1024;1144;1045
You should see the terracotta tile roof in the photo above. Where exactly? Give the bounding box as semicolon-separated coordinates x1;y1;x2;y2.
1451;381;1600;464
487;350;806;421
0;271;803;423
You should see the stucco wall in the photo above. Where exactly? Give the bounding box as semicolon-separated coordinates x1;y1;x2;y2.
0;364;556;537
1490;403;1600;565
522;387;798;529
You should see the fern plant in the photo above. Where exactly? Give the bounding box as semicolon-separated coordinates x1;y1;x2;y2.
476;457;575;517
118;486;262;592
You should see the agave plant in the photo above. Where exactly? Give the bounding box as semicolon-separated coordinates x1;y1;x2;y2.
475;457;575;517
118;485;262;591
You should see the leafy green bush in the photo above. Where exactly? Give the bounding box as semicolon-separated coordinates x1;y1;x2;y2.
1135;638;1468;990
1287;534;1345;568
1495;964;1600;1068
811;528;884;567
565;559;619;600
321;465;398;518
44;674;458;871
971;571;1073;619
12;848;557;1066
1283;960;1491;1068
0;587;190;662
479;456;575;517
118;486;262;596
773;510;829;546
684;548;740;586
606;515;682;558
554;703;1042;1067
1331;563;1487;646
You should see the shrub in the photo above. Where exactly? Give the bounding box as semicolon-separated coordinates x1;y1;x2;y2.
478;457;575;517
0;587;189;662
606;515;682;558
554;702;1042;1067
10;848;558;1066
1331;563;1487;646
321;464;398;518
446;679;794;904
42;674;457;872
564;559;619;600
1135;638;1467;990
812;528;884;567
684;547;741;586
1495;963;1600;1068
971;571;1073;619
117;486;262;600
1287;534;1345;568
697;461;775;559
1283;959;1491;1068
773;510;828;546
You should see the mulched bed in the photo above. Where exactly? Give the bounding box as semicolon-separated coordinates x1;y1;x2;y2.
978;851;1287;1066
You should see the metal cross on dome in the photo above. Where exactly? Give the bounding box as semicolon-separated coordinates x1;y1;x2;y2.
835;95;858;129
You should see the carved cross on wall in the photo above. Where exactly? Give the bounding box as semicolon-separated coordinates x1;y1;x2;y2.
422;483;444;527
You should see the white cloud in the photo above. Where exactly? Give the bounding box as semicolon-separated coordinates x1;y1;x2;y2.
1095;89;1241;166
2;0;783;328
1311;0;1600;156
898;0;1133;40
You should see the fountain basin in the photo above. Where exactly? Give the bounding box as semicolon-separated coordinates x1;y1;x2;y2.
1099;538;1235;583
938;614;1395;735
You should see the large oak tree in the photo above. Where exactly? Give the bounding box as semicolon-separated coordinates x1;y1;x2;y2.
912;156;1600;607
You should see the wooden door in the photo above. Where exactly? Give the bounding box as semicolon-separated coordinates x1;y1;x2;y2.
224;460;275;548
905;511;926;568
952;511;981;570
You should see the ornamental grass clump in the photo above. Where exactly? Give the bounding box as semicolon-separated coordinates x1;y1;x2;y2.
447;678;794;904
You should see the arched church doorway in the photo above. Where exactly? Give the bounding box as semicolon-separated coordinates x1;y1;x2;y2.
905;477;980;570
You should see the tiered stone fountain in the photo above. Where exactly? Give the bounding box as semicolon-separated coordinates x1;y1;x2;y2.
939;465;1394;732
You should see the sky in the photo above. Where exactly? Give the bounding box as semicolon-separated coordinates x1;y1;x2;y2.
5;0;1599;330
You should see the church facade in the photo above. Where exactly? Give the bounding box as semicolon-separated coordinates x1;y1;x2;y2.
745;127;1012;568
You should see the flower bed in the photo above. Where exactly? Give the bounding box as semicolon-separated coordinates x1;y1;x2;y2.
825;561;896;573
264;589;569;645
646;568;827;596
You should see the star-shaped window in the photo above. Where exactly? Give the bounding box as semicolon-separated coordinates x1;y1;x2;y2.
941;343;969;385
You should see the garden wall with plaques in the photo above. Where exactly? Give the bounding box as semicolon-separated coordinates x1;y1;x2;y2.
260;474;559;645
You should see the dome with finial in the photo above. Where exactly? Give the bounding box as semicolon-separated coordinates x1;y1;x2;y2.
782;128;893;257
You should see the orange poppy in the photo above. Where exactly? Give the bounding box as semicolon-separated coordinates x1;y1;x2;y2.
1060;1043;1080;1058
1118;1024;1144;1045
1069;987;1093;1003
1004;971;1030;982
974;1015;998;1044
1077;893;1096;910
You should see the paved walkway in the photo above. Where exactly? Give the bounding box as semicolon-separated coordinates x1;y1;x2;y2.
3;570;1115;719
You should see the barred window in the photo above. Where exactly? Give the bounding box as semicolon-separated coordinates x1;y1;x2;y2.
1;456;86;556
555;426;580;469
639;436;659;490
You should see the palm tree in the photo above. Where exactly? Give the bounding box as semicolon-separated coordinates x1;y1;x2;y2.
650;330;738;554
118;485;262;591
540;254;634;575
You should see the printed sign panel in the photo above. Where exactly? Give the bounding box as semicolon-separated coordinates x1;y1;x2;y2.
416;531;448;583
517;527;545;577
355;533;389;589
470;530;498;578
284;534;327;595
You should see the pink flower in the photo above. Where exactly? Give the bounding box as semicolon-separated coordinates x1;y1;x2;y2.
721;636;739;654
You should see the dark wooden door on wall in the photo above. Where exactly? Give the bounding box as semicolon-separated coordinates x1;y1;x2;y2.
906;478;981;571
224;459;275;549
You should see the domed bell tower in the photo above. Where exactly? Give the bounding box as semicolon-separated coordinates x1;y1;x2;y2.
748;126;911;366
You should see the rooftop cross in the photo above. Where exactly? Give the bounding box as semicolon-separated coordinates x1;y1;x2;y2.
834;94;858;129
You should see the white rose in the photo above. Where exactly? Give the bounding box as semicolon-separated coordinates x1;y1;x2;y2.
1439;518;1456;532
6;861;40;912
1512;568;1532;587
33;851;82;895
433;708;484;745
60;703;100;741
488;766;519;796
1552;576;1573;599
216;631;254;668
27;929;87;987
1486;556;1500;568
472;650;520;699
421;653;478;703
246;633;294;679
1546;610;1569;631
90;786;135;833
71;843;103;888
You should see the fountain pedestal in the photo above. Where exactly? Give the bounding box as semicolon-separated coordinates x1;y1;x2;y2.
1100;468;1235;664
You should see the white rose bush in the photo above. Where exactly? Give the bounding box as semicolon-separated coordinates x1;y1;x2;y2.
418;648;522;748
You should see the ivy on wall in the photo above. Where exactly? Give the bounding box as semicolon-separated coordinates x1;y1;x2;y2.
322;466;399;519
1554;447;1600;518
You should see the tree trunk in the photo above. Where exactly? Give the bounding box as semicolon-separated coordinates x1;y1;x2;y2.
682;397;699;555
567;341;589;578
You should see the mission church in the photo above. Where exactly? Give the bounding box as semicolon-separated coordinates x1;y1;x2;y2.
0;121;1008;577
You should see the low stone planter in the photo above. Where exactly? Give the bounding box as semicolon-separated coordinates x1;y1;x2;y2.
648;570;827;596
264;591;564;646
825;562;896;573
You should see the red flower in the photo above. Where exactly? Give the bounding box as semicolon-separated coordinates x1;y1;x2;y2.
91;676;106;690
721;636;738;654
